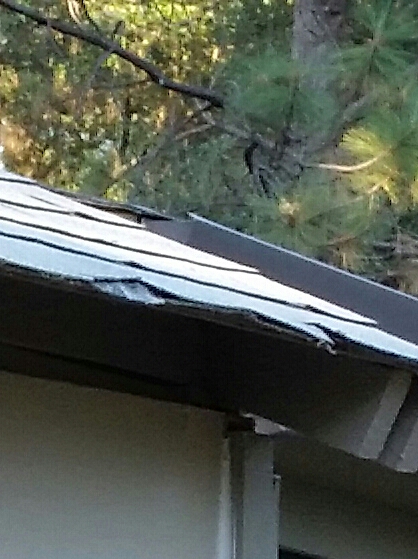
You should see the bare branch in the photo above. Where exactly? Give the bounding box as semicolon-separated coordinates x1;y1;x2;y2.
66;0;83;25
45;19;68;59
77;49;113;113
196;101;251;141
0;0;224;108
341;94;371;126
77;19;127;113
175;124;213;141
66;0;105;34
99;103;213;195
314;153;385;173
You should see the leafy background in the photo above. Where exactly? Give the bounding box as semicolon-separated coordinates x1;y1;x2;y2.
3;0;418;291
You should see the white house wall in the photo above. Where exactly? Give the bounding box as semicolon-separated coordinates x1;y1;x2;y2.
280;478;418;559
0;370;224;559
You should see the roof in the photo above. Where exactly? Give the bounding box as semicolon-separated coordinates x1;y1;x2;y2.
147;214;418;348
54;186;418;350
1;168;418;370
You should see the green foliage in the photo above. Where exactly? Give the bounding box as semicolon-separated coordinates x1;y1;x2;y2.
342;91;418;207
0;0;225;187
225;51;296;130
4;0;418;287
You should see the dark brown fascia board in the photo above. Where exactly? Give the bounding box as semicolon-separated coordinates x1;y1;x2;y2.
2;259;418;374
144;215;418;347
0;264;403;399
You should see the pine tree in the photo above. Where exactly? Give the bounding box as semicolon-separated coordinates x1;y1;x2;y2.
3;0;418;290
211;0;418;285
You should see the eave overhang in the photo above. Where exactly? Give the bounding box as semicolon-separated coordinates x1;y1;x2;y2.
2;170;418;471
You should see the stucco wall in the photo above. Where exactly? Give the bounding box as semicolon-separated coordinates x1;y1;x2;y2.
280;478;418;559
0;371;224;559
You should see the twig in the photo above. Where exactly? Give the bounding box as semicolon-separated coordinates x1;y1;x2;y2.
314;153;384;173
175;124;212;141
0;0;225;108
120;93;131;159
66;0;102;34
45;19;68;59
76;16;128;115
197;92;275;145
100;105;211;195
66;0;83;25
77;49;113;111
306;94;371;157
340;94;370;126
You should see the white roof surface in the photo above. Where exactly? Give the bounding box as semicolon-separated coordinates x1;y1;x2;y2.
1;169;418;365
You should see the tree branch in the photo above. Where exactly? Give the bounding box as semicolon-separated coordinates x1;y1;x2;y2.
99;104;213;196
66;0;101;33
314;153;385;173
0;0;224;108
175;124;212;141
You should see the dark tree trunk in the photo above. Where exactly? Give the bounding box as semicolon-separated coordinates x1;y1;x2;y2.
255;0;349;196
292;0;348;74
